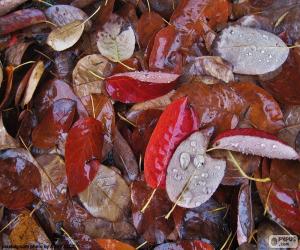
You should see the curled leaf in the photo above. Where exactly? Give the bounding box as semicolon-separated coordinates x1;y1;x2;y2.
0;112;19;151
213;25;289;75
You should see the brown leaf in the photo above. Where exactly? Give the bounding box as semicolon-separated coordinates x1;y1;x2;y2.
0;66;14;109
5;42;32;66
0;0;28;17
9;211;51;247
21;60;45;107
0;112;19;151
36;154;67;204
113;129;139;181
131;180;175;244
72;54;113;99
78;162;130;222
32;99;76;149
47;20;84;51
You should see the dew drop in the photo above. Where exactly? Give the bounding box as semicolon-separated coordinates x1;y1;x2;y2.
203;187;212;194
197;180;206;186
180;152;190;170
195;201;202;206
261;143;266;148
172;168;178;173
174;173;183;181
261;50;265;54
231;143;239;148
269;54;272;58
230;29;234;35
190;141;197;147
215;165;221;170
201;172;209;178
272;144;277;149
266;59;270;63
194;154;205;169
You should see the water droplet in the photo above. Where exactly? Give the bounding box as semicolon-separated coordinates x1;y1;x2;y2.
194;154;205;169
272;144;277;149
197;180;206;186
231;143;239;148
266;59;270;63
261;50;265;54
230;29;234;35
203;187;212;194
261;143;266;148
250;45;257;51
246;52;252;56
180;152;190;170
215;165;221;170
172;168;178;173
190;141;197;147
174;173;183;181
201;172;209;178
258;59;262;62
193;175;199;179
195;201;202;206
269;54;272;58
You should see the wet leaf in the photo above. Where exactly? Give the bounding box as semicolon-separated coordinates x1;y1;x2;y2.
36;154;67;204
0;61;3;88
106;71;179;103
65;117;103;195
213;25;289;75
0;151;41;209
32;99;76;149
47;20;84;51
136;11;165;49
79;162;130;222
166;129;226;208
45;4;91;29
97;14;135;62
0;66;14;109
189;56;234;83
144;97;199;189
0;0;28;17
0;112;19;151
0;9;46;35
33;79;88;119
237;183;254;245
21;60;45;107
96;239;135;250
9;211;51;247
5;41;32;66
154;240;214;250
72;54;113;99
131;180;175;244
113;129;139;181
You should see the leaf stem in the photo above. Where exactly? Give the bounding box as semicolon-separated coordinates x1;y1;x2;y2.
136;241;147;250
61;227;79;250
14;61;36;70
88;70;105;80
228;151;271;182
220;231;232;250
82;4;102;25
117;112;137;127
90;95;96;119
33;0;53;7
141;188;157;213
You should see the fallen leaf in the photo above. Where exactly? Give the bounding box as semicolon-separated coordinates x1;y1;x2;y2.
21;60;45;107
33;79;88;119
144;97;198;189
79;162;130;221
0;66;14;109
72;54;113;99
36;154;67;204
0;0;28;17
0;150;41;209
213;128;299;159
106;71;179;103
32;99;76;149
113;129;139;181
0;112;19;151
96;239;135;250
71;0;96;8
131;180;175;244
97;14;135;62
47;20;84;51
237;183;254;245
9;211;51;247
0;9;46;35
166;129;226;208
0;61;3;88
54;49;79;80
213;25;289;75
4;41;32;66
45;4;91;29
65;117;103;195
189;56;234;83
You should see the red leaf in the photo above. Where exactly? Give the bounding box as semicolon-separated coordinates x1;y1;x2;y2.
0;66;14;109
0;9;46;35
65;118;103;195
155;240;214;250
106;71;179;103
144;97;198;189
32;99;76;149
0;153;41;209
96;239;135;250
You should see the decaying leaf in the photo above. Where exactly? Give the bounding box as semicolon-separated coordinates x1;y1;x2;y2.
79;162;130;222
97;14;135;62
72;54;113;99
21;60;45;107
47;20;84;51
9;211;51;248
0;61;3;88
45;4;91;29
213;25;289;75
5;41;32;66
0;0;28;17
0;112;19;151
166;129;226;208
36;154;67;204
